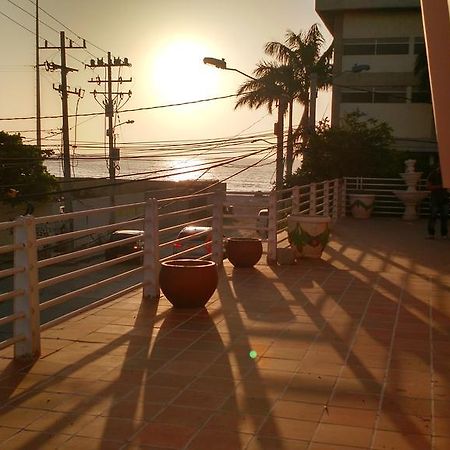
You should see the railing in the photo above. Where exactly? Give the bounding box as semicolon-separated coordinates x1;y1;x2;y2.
345;176;430;216
0;178;341;360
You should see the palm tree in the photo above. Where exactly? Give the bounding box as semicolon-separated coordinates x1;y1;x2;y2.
235;62;298;187
265;24;333;176
234;24;332;179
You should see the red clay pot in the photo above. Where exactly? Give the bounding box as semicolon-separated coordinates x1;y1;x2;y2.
226;237;263;268
159;259;218;308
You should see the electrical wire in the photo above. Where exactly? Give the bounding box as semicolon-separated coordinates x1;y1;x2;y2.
0;93;241;121
25;0;107;56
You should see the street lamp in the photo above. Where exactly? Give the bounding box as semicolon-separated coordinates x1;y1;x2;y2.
203;57;285;190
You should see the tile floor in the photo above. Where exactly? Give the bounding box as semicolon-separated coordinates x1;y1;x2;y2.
1;218;450;449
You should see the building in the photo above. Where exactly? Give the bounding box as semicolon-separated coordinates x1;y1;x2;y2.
315;0;436;155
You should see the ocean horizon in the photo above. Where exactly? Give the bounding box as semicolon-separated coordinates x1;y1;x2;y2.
44;156;279;193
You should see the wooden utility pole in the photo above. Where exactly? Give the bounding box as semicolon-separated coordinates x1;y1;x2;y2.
35;0;41;150
87;54;132;181
40;31;85;213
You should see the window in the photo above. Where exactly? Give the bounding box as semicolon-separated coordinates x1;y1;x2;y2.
343;38;375;55
341;87;407;103
376;38;409;55
343;37;409;55
341;89;372;103
373;88;407;103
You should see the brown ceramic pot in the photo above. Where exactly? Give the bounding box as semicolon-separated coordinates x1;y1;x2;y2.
159;259;218;308
226;237;263;268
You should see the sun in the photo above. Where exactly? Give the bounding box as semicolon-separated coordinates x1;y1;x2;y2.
150;39;220;103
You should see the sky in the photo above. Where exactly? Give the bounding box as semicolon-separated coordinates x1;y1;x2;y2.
0;0;332;154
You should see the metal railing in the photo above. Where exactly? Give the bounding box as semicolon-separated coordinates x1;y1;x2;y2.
345;176;430;216
0;177;346;360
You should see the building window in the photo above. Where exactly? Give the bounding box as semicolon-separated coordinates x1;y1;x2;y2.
343;38;375;55
341;87;407;103
343;37;409;55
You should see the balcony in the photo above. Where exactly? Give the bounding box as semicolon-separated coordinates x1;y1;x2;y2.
0;179;449;449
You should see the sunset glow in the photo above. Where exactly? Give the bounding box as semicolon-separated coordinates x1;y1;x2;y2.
150;40;219;104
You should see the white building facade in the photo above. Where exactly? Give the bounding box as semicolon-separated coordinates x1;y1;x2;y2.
316;0;436;154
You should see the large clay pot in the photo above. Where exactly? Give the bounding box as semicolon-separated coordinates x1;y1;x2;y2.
287;214;331;258
226;237;263;268
159;259;218;308
348;193;375;219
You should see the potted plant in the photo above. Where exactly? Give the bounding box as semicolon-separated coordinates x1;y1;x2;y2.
348;191;375;219
226;237;263;268
159;259;218;308
287;214;331;259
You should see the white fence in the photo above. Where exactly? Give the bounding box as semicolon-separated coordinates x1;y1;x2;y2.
0;178;345;360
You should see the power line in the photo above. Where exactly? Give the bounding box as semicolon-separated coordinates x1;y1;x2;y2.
6;145;276;200
25;0;107;56
0;93;241;121
7;0;59;34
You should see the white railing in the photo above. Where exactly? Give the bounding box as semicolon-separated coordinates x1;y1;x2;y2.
345;176;430;216
0;180;344;360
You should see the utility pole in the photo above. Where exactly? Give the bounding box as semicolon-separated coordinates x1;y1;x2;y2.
35;0;41;150
87;54;132;181
275;98;286;191
40;31;85;213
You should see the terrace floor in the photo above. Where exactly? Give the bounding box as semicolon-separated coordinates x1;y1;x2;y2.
1;217;450;450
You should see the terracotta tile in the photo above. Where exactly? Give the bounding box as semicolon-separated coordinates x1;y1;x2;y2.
372;430;432;450
0;426;20;441
75;415;144;440
220;394;276;415
434;400;450;418
153;405;213;428
59;435;123;449
313;422;373;447
377;412;432;435
309;443;366;450
434;417;450;437
321;405;377;429
204;411;265;433
131;422;196;448
0;407;45;428
381;395;432;417
258;417;317;441
2;430;70;449
271;400;324;422
246;436;309;450
25;410;94;435
435;436;450;450
186;429;252;450
172;388;229;410
100;399;163;420
329;392;381;410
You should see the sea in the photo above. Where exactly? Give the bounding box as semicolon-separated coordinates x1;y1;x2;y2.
44;156;280;193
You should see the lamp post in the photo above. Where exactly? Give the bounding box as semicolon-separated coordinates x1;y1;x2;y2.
203;57;285;190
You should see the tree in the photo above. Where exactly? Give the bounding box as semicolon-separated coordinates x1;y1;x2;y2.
235;24;333;178
285;112;404;187
0;131;58;209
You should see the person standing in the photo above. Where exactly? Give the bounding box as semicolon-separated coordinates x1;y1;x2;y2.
426;166;449;239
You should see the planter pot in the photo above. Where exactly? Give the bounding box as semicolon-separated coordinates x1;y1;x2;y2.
226;237;263;268
159;259;218;308
287;214;331;258
349;194;375;219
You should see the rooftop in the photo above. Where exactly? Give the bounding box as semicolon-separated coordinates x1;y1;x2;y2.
1;217;449;450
